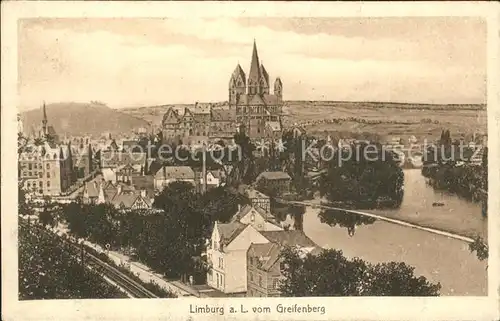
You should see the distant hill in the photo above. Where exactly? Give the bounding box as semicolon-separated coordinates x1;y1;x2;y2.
21;102;150;137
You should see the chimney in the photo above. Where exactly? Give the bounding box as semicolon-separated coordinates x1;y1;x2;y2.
117;184;122;195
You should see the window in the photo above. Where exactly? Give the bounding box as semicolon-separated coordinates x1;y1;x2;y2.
47;181;50;187
249;257;253;265
250;213;255;222
273;278;279;289
259;276;262;287
27;182;31;188
28;164;32;170
39;181;42;187
28;172;32;177
221;258;223;269
46;164;50;170
250;272;253;281
38;172;43;178
47;172;51;178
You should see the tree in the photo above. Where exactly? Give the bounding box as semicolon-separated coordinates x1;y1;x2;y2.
18;221;126;299
469;236;488;261
39;197;58;227
320;142;404;208
279;248;441;297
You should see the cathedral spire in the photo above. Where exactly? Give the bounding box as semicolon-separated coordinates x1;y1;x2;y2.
247;39;261;95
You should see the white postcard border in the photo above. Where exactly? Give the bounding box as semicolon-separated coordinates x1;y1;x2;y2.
2;2;499;321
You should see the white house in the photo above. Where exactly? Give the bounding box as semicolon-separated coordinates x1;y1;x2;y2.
206;221;269;294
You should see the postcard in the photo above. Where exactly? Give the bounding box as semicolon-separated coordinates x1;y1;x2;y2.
2;1;499;320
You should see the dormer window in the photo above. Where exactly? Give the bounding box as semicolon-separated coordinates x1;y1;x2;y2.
250;213;255;222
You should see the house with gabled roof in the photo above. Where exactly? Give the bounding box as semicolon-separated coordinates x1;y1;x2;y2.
206;221;269;294
255;171;292;195
153;165;195;191
247;230;322;297
231;204;282;232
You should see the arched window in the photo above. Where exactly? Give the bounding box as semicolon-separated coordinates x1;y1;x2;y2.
46;163;50;170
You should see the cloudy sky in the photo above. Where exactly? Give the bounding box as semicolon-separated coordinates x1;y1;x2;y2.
18;17;486;110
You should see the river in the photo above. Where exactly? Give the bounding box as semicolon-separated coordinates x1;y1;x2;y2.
367;169;487;238
302;169;488;296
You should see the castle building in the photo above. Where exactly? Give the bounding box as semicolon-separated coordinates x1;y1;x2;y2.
229;40;283;138
161;40;283;143
19;102;72;196
19;142;73;196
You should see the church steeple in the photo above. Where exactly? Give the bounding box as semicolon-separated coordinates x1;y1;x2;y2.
247;39;261;95
41;101;48;137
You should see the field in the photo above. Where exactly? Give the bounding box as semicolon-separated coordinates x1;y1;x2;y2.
283;101;487;141
120;101;487;142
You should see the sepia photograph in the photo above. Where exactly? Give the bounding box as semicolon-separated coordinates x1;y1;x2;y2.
2;2;499;321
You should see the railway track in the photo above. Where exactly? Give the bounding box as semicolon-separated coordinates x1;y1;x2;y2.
19;219;158;298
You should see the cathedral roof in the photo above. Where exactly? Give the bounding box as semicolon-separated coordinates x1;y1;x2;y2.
231;64;246;86
248;40;261;85
260;64;269;84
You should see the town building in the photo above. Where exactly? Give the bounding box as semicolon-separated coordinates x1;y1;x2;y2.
70;144;94;180
100;150;147;168
82;177;154;210
205;222;319;295
19;142;73;196
160;40;283;143
246;231;321;297
206;221;269;294
161;104;212;143
242;187;271;213
255;171;292;195
231;204;282;232
193;169;225;192
153;165;196;190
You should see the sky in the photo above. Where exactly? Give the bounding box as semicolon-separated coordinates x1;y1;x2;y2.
18;17;487;110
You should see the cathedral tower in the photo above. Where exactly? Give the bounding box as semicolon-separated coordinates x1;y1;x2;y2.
229;64;246;103
274;78;283;103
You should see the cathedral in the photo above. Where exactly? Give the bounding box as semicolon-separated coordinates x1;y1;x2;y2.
161;40;284;143
229;40;284;138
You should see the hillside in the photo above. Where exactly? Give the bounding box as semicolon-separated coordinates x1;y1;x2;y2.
21;102;150;137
